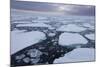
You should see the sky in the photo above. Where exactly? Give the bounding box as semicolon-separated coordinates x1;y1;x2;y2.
11;0;95;16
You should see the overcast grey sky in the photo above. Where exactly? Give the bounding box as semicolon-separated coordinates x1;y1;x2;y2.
11;0;95;16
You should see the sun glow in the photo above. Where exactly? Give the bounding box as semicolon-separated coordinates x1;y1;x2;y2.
58;6;66;11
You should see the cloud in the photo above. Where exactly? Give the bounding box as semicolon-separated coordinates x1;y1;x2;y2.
11;0;95;16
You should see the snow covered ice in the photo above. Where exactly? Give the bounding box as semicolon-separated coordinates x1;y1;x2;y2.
54;48;95;63
48;33;56;37
82;23;95;30
13;21;32;23
11;30;46;54
59;33;88;46
85;33;95;40
57;24;87;32
16;23;51;28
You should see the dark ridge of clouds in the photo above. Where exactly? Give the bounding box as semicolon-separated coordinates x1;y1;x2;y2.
11;0;95;16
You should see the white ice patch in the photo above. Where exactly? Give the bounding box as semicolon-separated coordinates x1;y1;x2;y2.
54;48;95;63
82;23;94;29
74;19;84;22
13;21;32;23
59;33;88;46
11;29;26;33
17;23;51;28
27;49;42;58
32;20;50;23
11;31;46;54
57;24;86;32
85;33;95;40
48;27;55;30
37;16;47;20
48;33;56;37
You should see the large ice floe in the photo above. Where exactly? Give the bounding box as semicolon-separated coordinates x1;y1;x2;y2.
11;30;46;54
57;24;87;32
85;33;95;40
59;33;88;46
54;48;95;63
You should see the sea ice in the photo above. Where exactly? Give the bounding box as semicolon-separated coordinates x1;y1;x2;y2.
11;31;46;54
57;24;86;32
54;48;95;63
48;33;56;37
13;21;32;23
27;49;42;58
59;33;88;46
23;57;30;63
16;23;51;28
82;23;94;29
85;33;95;40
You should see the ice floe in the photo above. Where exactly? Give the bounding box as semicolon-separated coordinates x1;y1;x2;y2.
16;23;51;28
13;21;32;23
82;23;94;29
11;29;26;33
54;48;95;63
57;24;86;32
30;58;40;64
37;16;47;20
48;33;56;37
27;49;42;58
85;33;95;40
32;20;50;23
23;57;30;63
59;33;88;46
16;54;25;60
11;31;46;54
